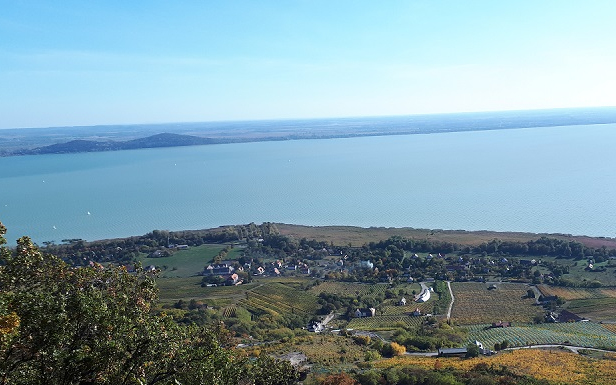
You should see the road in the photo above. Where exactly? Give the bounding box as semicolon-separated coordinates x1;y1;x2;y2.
446;281;454;320
321;312;335;326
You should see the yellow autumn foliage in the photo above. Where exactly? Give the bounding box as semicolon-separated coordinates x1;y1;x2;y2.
0;312;20;335
374;348;616;385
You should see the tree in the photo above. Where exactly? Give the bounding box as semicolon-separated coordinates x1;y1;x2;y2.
0;221;295;385
251;355;299;385
319;373;358;385
500;339;509;349
466;343;480;358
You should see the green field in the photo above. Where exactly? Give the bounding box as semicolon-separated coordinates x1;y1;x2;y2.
155;276;258;306
137;244;243;277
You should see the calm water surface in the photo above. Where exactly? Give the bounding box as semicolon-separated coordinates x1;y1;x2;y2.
1;124;615;244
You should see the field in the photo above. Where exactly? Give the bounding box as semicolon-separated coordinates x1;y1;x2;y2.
239;282;319;317
465;322;616;350
537;285;616;300
275;223;616;248
450;282;542;324
255;334;371;367
564;261;616;286
309;281;396;297
537;285;616;322
155;276;258;306
374;348;616;385
137;244;243;278
346;315;424;330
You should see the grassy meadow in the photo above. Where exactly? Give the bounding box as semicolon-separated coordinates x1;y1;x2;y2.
137;244;243;278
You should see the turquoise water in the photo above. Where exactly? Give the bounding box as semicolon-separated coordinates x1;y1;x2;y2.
1;124;616;244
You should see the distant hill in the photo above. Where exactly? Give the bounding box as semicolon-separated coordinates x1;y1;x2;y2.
19;133;218;155
3;107;616;157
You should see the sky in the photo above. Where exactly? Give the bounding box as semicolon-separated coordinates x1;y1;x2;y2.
1;1;616;129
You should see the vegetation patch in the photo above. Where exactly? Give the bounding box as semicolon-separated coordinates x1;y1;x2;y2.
466;322;616;350
451;282;541;324
374;348;616;385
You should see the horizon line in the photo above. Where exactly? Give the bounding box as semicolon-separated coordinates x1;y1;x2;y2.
3;105;616;131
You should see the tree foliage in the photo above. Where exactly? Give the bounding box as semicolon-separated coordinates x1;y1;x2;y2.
0;221;297;385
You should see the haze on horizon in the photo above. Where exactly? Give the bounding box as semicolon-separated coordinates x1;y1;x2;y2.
1;1;616;130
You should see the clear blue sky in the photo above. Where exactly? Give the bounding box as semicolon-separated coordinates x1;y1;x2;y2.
1;1;615;129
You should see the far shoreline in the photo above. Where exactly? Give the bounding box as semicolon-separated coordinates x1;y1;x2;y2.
25;223;616;250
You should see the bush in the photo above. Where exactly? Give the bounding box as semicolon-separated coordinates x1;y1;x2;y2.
353;335;371;345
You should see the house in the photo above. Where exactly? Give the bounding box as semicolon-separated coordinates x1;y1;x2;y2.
412;307;422;316
558;310;583;323
225;273;241;286
256;266;265;275
491;321;511;328
204;264;235;275
438;348;467;357
176;244;189;250
545;312;558;323
359;260;374;269
475;340;493;355
307;321;324;333
399;297;407;306
354;308;376;318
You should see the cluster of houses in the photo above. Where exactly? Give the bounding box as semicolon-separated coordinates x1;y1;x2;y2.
201;259;312;286
202;263;242;286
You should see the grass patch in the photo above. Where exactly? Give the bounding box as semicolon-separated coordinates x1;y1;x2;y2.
155;276;258;306
137;244;242;278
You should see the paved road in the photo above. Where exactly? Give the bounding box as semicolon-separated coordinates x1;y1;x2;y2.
321;312;335;326
446;281;454;320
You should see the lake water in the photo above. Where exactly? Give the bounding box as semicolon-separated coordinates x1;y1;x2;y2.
1;124;616;244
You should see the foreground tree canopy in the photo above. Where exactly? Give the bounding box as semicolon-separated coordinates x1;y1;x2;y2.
0;221;298;385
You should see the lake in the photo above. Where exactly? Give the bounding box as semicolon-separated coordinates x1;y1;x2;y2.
1;124;616;244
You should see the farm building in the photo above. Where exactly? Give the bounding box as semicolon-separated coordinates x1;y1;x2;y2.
307;321;324;333
491;321;511;328
558;310;584;323
438;348;467;357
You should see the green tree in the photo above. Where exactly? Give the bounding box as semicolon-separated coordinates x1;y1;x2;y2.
0;221;295;385
466;343;480;358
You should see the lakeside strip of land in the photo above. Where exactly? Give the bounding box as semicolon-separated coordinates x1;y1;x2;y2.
275;224;616;249
2;106;616;157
